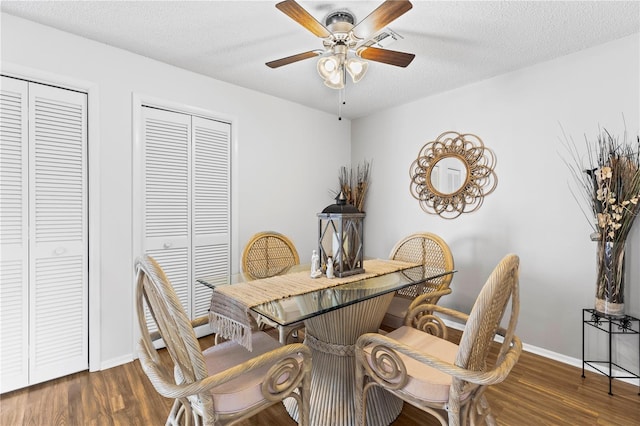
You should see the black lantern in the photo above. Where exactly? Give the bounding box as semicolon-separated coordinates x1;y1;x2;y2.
317;191;365;277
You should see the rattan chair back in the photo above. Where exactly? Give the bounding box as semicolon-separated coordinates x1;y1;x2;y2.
389;232;454;300
242;232;300;279
136;255;216;419
456;253;520;373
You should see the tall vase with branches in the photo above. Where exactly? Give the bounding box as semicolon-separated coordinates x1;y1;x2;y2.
564;128;640;316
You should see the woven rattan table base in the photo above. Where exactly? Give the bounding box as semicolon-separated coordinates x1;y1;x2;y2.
284;291;402;426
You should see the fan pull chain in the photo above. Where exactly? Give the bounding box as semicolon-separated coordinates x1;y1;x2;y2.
338;87;346;121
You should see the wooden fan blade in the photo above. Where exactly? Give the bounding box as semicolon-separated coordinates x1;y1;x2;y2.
351;0;413;41
357;46;415;67
266;50;322;68
276;0;332;38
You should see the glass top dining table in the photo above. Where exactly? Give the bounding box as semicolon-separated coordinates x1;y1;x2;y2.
197;261;455;426
197;262;455;327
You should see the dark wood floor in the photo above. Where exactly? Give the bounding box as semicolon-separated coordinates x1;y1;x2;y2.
1;328;638;426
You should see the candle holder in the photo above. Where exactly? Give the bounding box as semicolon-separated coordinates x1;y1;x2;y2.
317;191;365;277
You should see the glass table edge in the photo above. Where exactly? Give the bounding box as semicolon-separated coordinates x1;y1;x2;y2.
199;267;456;327
263;269;456;326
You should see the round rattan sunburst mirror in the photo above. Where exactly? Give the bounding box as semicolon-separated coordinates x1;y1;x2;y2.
409;131;497;219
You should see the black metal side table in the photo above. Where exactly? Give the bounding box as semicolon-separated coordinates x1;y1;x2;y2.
582;308;640;395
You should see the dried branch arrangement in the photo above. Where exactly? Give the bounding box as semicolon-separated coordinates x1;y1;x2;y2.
335;160;371;212
564;128;640;242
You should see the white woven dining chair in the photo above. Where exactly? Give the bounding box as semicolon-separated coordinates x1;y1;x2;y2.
355;254;521;426
135;255;312;426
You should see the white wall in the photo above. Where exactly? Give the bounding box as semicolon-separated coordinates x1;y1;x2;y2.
1;13;351;367
3;11;639;373
352;34;640;363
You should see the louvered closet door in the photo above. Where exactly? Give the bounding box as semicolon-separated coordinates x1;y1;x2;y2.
0;77;88;392
142;107;191;319
192;116;230;318
0;77;30;392
141;107;230;322
28;83;88;385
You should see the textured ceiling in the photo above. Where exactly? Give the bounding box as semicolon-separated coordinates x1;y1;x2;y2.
2;1;639;119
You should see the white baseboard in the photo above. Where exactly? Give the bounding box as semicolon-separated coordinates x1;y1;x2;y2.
99;320;637;388
195;323;215;338
444;319;639;387
100;324;214;371
100;354;134;371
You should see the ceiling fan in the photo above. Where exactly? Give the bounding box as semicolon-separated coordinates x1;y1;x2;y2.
266;0;415;89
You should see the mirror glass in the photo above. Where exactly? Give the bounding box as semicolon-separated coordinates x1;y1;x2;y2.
429;156;467;195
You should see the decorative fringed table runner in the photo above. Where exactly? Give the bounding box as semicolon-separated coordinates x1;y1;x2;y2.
209;259;418;350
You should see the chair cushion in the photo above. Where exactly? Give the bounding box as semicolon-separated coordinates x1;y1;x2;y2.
280;298;302;320
202;331;296;414
258;298;303;333
364;326;466;404
381;296;411;329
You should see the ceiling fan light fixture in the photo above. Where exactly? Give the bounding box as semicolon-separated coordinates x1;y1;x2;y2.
346;58;368;83
318;54;346;89
268;0;416;97
324;68;345;89
317;55;340;79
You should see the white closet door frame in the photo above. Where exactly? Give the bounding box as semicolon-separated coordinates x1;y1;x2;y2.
1;74;90;392
2;63;102;373
132;93;239;349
